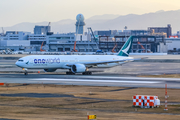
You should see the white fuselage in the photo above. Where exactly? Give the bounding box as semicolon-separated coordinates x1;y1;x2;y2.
15;55;133;69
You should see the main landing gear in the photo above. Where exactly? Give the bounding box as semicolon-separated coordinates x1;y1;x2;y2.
66;71;75;75
66;69;92;75
82;71;92;75
66;69;75;75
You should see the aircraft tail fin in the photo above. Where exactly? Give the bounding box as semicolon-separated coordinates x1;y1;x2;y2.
117;36;133;57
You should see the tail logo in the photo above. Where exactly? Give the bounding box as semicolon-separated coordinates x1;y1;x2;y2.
117;36;133;56
122;41;131;55
26;61;29;65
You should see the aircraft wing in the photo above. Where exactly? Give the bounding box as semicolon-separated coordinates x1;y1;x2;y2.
66;57;147;66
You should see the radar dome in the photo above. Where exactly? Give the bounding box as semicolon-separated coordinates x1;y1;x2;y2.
76;14;84;22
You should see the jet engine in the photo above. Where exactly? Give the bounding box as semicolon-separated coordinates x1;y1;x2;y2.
44;69;57;72
71;64;86;73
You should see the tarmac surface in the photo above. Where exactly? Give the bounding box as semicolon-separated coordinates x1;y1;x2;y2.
1;57;180;89
0;73;180;89
1;58;180;119
1;60;180;75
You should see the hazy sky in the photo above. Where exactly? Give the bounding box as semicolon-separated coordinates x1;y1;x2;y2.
0;0;180;26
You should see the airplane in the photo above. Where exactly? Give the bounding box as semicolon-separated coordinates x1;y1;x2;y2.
0;48;13;54
0;50;6;54
15;36;144;75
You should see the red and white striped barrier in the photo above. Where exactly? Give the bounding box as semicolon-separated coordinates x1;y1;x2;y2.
133;95;160;108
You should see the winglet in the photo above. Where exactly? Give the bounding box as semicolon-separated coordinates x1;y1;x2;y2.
117;36;133;57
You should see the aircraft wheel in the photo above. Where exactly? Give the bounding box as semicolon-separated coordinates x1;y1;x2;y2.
82;72;92;75
66;72;75;75
82;72;86;75
24;72;28;75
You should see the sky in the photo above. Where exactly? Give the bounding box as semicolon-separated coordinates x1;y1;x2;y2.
0;0;180;27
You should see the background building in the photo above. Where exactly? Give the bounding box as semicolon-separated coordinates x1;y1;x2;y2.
0;15;175;54
148;24;172;38
34;26;50;35
6;31;30;40
94;30;118;36
99;33;167;53
47;33;98;52
28;34;46;45
165;37;180;53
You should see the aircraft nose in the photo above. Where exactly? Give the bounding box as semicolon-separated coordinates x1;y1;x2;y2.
15;61;20;67
15;61;18;66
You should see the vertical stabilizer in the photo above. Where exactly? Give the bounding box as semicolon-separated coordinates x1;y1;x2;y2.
117;36;133;57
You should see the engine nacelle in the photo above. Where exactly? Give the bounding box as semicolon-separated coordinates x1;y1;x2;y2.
44;69;57;72
71;64;86;73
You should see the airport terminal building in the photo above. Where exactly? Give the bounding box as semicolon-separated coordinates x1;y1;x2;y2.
0;30;169;53
0;14;178;54
47;33;98;52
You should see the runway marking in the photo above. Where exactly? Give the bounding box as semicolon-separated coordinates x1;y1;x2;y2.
30;78;161;84
68;76;180;81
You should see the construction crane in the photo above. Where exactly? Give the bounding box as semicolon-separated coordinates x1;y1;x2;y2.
46;22;51;35
40;41;45;52
2;27;4;36
71;41;78;52
137;41;146;53
87;27;99;50
111;44;117;53
71;40;78;52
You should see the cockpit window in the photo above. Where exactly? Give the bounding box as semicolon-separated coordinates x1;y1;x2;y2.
18;60;24;62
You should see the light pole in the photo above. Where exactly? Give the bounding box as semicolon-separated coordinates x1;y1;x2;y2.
124;26;127;41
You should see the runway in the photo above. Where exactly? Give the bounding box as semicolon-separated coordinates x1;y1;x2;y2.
1;60;180;75
1;59;180;88
0;73;180;88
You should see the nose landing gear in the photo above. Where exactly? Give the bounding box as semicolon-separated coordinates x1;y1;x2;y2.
24;71;28;75
23;68;28;75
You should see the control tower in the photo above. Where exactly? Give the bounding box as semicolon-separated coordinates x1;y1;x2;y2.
75;14;85;34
